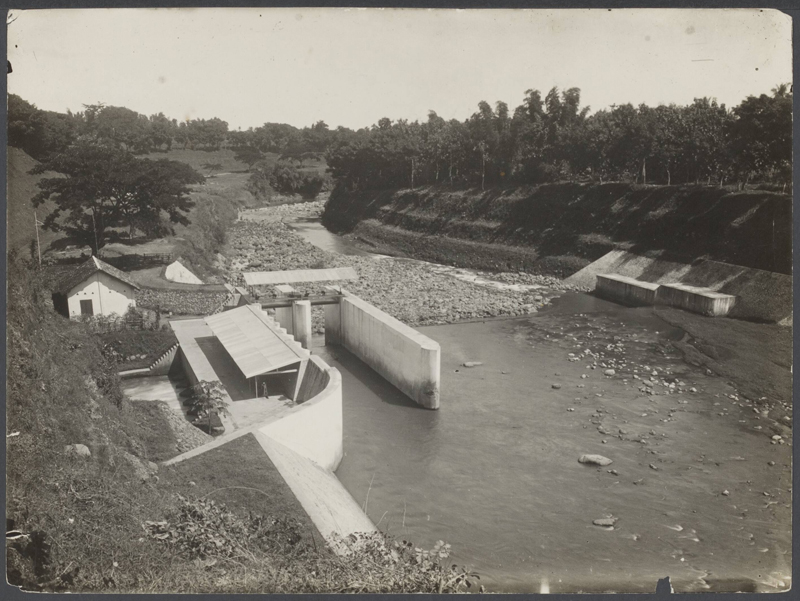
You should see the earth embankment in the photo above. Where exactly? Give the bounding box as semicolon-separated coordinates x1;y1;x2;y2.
322;183;791;276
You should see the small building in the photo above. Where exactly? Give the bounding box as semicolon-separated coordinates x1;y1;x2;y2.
52;256;140;319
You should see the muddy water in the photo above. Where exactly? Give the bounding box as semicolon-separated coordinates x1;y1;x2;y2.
294;220;791;593
320;296;791;593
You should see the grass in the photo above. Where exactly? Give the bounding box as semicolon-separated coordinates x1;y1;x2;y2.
6;146;62;254
138;147;250;173
162;433;320;537
125;401;181;462
96;329;177;370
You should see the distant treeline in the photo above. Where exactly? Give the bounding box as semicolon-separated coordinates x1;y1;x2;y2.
8;83;792;193
326;85;792;191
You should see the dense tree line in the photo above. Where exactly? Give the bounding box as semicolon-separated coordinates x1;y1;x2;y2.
8;96;230;159
325;85;792;191
9;83;791;203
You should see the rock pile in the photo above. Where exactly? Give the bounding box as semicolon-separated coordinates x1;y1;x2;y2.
153;402;212;454
224;220;556;328
136;289;228;315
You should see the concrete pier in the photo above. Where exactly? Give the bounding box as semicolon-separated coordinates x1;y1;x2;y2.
657;283;736;317
273;284;295;335
292;300;312;350
595;274;661;306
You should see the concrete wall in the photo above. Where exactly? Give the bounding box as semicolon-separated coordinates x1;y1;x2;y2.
325;289;440;409
259;356;343;471
295;355;330;403
657;283;736;317
149;343;179;376
177;346;199;386
67;272;136;318
596;274;661;306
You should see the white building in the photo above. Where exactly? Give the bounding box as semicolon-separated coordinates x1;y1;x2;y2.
52;256;140;319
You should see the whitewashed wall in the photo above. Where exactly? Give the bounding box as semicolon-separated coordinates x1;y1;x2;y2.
67;272;136;317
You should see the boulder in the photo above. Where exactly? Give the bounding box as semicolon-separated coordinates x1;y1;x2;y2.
579;454;613;466
64;443;91;459
592;517;617;527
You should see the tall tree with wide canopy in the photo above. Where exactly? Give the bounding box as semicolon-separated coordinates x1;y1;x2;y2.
31;142;204;253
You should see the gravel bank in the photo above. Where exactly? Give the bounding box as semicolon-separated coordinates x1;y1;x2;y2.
222;206;575;329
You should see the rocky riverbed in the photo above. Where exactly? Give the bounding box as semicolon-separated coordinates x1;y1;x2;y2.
221;203;580;330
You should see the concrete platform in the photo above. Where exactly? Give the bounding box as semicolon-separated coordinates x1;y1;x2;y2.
657;282;736;317
595;273;661;306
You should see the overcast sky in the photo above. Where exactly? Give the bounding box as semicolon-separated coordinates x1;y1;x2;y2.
7;8;793;131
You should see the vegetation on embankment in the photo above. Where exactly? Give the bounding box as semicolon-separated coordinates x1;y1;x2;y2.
323;182;792;276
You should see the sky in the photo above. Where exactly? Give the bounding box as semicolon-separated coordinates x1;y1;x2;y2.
6;8;793;131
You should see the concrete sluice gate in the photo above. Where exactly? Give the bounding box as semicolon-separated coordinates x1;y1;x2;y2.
166;292;441;549
596;274;736;317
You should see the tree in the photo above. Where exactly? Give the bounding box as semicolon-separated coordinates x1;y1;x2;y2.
31;142;204;252
727;85;792;187
190;380;229;435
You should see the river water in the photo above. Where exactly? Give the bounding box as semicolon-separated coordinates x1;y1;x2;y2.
291;219;793;594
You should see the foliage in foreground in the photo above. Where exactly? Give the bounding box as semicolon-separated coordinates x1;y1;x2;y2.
143;496;481;594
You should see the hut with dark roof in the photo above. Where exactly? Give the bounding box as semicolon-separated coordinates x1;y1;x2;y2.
52;256;140;319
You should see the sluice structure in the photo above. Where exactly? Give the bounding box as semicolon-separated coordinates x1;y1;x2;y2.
595;273;737;317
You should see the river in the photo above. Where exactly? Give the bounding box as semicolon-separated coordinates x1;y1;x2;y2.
290;218;793;594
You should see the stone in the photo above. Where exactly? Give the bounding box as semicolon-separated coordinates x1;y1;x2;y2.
768;461;776;466
722;490;730;496
593;517;617;527
604;369;616;376
463;361;483;368
552;383;562;390
64;443;91;458
579;454;613;466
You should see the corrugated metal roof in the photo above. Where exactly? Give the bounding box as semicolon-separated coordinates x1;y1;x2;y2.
204;305;309;378
55;256;141;295
243;266;358;286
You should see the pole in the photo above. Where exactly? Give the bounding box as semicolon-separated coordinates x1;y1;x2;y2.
33;211;41;266
91;210;99;256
